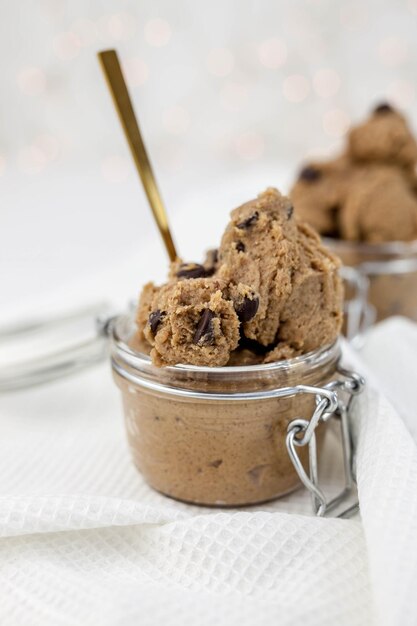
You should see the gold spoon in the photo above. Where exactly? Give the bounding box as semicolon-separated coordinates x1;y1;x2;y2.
98;49;178;262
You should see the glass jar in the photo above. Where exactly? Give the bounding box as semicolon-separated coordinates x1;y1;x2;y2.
110;315;349;507
324;238;417;324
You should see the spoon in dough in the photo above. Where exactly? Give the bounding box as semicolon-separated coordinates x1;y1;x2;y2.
98;49;178;262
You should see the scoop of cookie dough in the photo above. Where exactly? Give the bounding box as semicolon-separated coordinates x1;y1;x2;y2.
339;166;417;243
290;103;417;243
136;188;343;367
138;277;259;366
348;103;417;169
218;188;343;352
218;188;298;346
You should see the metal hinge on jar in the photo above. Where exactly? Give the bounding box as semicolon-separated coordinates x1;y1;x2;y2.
286;367;365;518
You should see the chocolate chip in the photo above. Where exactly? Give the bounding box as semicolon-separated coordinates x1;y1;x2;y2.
236;211;259;229
238;333;274;355
148;310;165;334
299;166;321;182
322;228;340;239
177;263;213;279
287;205;294;219
209;459;223;468
193;309;215;345
321;205;341;238
236;241;245;252
235;295;259;322
374;102;393;114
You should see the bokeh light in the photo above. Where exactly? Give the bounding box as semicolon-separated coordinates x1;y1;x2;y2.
17;134;60;175
144;18;172;47
6;2;417;190
53;32;82;61
283;74;310;103
258;38;287;69
97;12;136;41
234;131;265;160
322;108;350;138
162;106;190;135
313;69;341;98
206;48;234;77
17;67;47;96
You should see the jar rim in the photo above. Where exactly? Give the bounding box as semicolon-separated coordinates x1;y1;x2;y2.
323;236;417;256
111;314;340;374
323;237;417;275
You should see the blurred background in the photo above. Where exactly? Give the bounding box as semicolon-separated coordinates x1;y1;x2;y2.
2;0;417;317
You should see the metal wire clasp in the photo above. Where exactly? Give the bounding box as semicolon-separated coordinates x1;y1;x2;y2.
286;368;365;518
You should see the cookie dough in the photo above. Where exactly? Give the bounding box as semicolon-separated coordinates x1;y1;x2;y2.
340;167;417;243
218;188;299;346
348;103;417;169
139;278;242;367
290;103;417;243
218;189;342;353
137;188;343;367
270;222;343;356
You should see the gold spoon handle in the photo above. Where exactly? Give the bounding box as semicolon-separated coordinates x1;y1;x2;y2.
98;49;178;262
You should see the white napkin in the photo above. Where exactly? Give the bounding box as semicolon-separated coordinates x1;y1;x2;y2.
0;318;416;626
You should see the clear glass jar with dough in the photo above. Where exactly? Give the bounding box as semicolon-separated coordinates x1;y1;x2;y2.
111;315;356;507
